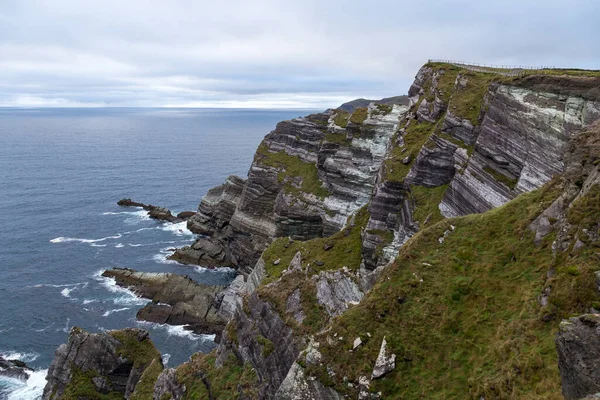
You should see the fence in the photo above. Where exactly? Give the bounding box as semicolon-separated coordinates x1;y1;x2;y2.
427;59;556;76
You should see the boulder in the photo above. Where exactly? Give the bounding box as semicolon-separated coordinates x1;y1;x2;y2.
0;356;33;381
556;314;600;399
371;337;395;379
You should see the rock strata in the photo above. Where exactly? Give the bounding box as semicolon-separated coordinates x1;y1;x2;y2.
43;327;161;400
102;268;227;335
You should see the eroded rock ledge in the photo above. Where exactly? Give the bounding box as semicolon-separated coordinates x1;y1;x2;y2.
102;268;227;336
117;198;195;223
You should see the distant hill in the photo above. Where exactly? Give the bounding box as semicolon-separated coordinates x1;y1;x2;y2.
337;95;409;112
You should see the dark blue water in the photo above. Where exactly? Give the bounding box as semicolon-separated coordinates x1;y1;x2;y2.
0;107;314;398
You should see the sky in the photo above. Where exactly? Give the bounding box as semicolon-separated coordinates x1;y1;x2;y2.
0;0;599;109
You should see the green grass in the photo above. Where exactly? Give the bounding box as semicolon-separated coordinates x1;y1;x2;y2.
175;353;259;400
257;206;370;334
256;143;330;199
333;110;350;128
256;335;275;357
325;131;349;145
484;166;518;190
311;179;600;399
130;358;164;400
110;330;161;369
411;184;448;227
61;369;123;400
448;70;502;124
350;107;368;125
383;120;436;182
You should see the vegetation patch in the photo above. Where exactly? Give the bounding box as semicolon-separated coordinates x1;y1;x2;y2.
314;179;600;399
333;110;350;128
256;334;275;357
256;143;330;199
411;184;448;227
130;358;164;400
175;353;258;400
261;206;370;284
350;107;368;125
449;71;502;124
110;330;160;369
61;368;124;400
383;120;436;182
483;166;518;190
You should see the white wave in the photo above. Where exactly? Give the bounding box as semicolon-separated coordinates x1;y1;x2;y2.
61;318;70;333
34;323;55;332
152;247;179;265
102;209;143;215
82;299;97;305
90;243;107;248
5;369;48;400
194;265;236;274
102;307;130;317
0;351;39;363
32;282;85;289
123;210;151;224
161;221;194;236
60;287;74;298
135;321;215;342
162;353;171;366
50;234;122;244
115;243;124;248
93;270;147;306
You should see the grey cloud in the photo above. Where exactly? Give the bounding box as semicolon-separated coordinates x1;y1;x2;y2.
0;0;598;108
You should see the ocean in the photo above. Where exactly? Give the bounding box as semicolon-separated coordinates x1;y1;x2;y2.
0;107;315;399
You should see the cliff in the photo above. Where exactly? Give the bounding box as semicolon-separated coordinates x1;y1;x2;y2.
44;62;600;399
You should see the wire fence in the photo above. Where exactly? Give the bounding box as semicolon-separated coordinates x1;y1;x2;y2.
428;59;556;76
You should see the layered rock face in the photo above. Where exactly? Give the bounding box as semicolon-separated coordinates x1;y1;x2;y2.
102;268;227;335
43;327;162;400
173;104;406;273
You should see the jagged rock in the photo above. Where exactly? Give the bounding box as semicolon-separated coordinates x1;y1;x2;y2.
175;104;407;273
43;327;161;400
153;368;186;400
314;270;363;316
287;251;303;273
441;81;600;218
102;268;227;335
274;362;344;400
556;315;600;399
285;288;305;323
371;337;395;379
117;198;194;223
0;356;33;381
353;337;363;350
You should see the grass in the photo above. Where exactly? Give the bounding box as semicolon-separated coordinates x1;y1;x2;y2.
61;369;123;400
333;110;350;128
257;206;370;335
310;179;600;399
130;358;164;400
350;107;368;125
261;206;370;284
383;120;436;182
175;352;259;400
448;70;503;124
411;184;448;227
256;143;330;199
484;166;518;190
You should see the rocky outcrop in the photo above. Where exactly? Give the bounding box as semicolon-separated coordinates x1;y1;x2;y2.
0;356;33;381
43;327;161;400
117;198;195;223
440;80;600;217
153;368;186;400
102;268;227;335
556;315;600;400
218;293;300;399
175;104;406;272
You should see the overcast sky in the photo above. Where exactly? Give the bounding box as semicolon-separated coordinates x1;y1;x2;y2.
1;0;598;108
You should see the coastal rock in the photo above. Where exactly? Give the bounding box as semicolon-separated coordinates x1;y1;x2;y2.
43;327;162;400
153;368;186;400
0;356;33;381
556;315;600;399
117;198;195;223
274;362;344;400
102;268;227;335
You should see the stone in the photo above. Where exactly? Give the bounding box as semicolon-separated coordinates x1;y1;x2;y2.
0;356;33;381
274;258;281;265
371;337;396;379
153;368;186;400
315;270;364;316
556;315;600;399
102;268;227;335
43;327;161;400
353;337;363;350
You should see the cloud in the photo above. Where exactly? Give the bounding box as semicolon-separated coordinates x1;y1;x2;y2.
0;0;598;108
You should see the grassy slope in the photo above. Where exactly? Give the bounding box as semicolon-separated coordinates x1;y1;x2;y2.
310;180;599;399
